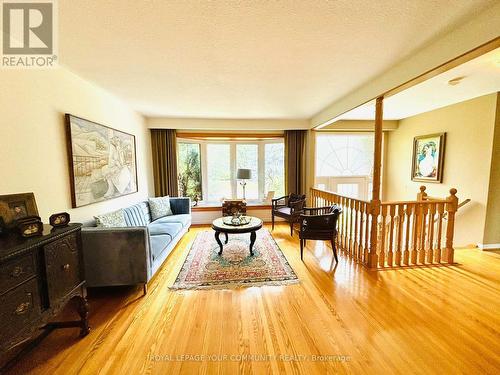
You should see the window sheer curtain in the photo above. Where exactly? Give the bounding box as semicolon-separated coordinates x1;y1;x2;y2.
284;130;307;195
151;129;179;197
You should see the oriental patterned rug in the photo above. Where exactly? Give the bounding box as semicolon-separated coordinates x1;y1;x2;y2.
171;229;298;290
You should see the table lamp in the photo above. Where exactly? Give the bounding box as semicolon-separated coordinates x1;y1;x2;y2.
236;168;252;200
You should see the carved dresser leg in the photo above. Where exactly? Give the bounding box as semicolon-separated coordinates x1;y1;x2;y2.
76;296;90;337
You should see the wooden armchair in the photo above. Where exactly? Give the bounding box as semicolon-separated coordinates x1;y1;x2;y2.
271;193;306;235
299;205;342;262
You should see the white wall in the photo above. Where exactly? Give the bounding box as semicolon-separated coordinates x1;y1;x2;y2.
0;68;154;223
192;208;281;225
385;94;497;247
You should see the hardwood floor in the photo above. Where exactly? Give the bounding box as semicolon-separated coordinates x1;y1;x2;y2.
5;224;500;374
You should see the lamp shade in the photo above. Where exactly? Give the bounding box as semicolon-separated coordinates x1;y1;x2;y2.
236;168;252;180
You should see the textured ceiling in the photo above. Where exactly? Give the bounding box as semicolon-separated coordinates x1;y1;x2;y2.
59;1;496;119
336;48;500;121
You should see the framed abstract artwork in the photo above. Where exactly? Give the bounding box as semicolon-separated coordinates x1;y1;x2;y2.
65;114;138;208
411;132;446;183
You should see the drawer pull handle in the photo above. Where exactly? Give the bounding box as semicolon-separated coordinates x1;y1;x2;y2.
62;264;70;271
14;302;30;315
11;266;23;277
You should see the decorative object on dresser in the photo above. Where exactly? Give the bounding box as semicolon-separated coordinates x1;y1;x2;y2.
49;212;71;228
17;220;44;238
65;114;138;208
0;193;39;229
271;193;306;235
0;224;89;371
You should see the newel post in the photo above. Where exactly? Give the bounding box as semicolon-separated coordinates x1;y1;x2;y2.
417;185;427;201
368;96;384;268
415;185;427;248
445;188;458;264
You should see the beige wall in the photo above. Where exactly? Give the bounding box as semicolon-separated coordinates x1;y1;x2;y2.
147;117;308;130
385;94;497;247
0;68;154;223
483;93;500;248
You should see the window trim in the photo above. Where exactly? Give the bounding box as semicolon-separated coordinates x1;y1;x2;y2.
177;137;284;203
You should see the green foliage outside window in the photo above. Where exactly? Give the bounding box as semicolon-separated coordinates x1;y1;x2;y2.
178;143;202;201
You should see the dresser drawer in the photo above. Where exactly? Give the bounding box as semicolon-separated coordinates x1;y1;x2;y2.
0;278;41;344
44;233;82;304
0;254;36;293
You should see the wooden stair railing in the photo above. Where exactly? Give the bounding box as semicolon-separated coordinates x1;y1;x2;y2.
309;186;459;269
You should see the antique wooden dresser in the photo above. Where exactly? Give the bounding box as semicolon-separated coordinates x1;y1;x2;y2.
0;223;89;364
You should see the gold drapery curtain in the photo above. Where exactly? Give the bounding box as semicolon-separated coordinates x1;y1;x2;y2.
151;129;179;197
284;130;307;195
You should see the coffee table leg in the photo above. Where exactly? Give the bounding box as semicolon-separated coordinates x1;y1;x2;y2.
215;231;223;255
224;232;228;244
249;231;256;256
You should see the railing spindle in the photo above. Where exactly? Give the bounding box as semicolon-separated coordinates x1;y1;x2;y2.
427;203;436;264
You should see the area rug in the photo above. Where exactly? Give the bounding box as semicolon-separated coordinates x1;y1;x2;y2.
171;229;298;290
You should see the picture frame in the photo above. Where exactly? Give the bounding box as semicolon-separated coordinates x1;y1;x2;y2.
0;193;39;228
49;212;70;227
411;132;446;183
65;114;138;208
18;221;44;238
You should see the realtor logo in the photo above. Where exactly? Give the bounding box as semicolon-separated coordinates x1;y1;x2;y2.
1;0;57;68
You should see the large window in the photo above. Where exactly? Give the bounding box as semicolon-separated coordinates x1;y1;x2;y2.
315;133;375;200
236;144;259;199
206;144;231;201
177;138;285;203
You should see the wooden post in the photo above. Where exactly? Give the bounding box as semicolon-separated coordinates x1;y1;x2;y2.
368;96;383;268
417;185;427;201
445;188;458;264
415;185;427;263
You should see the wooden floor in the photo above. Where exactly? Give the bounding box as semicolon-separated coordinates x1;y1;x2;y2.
5;224;500;375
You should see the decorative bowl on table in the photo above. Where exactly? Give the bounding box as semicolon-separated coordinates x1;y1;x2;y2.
223;215;251;226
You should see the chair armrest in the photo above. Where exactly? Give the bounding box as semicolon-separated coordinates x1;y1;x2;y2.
81;227;150;286
304;206;331;215
170;197;191;215
304;206;342;215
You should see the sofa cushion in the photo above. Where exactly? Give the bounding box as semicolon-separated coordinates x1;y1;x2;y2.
152;214;191;228
149;196;173;220
95;209;127;228
123;202;151;226
148;221;183;238
149;234;172;260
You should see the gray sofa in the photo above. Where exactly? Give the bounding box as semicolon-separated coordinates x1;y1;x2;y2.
81;197;191;294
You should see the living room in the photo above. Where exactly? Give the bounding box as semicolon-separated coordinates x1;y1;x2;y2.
1;1;499;374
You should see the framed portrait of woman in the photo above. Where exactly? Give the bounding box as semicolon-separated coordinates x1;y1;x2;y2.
411;133;446;183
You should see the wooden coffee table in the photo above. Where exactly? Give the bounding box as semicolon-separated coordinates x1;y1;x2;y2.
212;216;263;256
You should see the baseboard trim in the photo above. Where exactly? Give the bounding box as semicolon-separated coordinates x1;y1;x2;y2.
478;243;500;250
